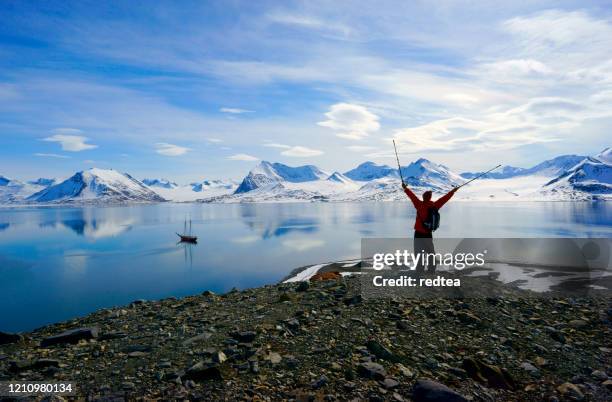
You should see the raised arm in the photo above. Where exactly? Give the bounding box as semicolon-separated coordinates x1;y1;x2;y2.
401;183;420;208
434;187;458;209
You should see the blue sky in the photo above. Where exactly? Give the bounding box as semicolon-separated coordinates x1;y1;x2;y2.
1;0;611;182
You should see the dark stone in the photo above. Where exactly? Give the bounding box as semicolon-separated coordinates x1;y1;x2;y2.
40;327;99;347
382;378;399;389
0;331;22;345
357;362;387;380
278;293;292;302
285;318;300;331
9;359;59;372
462;358;515;389
396;320;411;330
230;330;256;343
456;311;481;325
184;361;223;382
124;344;153;353
183;332;212;345
343;295;363;306
99;331;127;341
32;359;60;370
311;374;328;389
296;281;310;292
9;360;32;372
366;340;400;362
412;379;468;402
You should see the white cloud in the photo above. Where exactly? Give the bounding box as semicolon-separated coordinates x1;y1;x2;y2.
347;145;376;152
220;107;253;114
318;103;380;140
155;142;190;156
207;137;223;143
34;153;70;159
228;153;259;161
263;142;323;157
263;142;290;149
43;132;97;152
481;59;552;77
281;146;323;157
266;12;353;38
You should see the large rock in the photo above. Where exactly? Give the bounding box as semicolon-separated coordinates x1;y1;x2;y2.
0;331;22;345
556;382;584;400
412;379;468;402
184;361;223;381
40;327;99;347
230;330;256;343
366;340;400;362
357;362;387;380
462;357;515;389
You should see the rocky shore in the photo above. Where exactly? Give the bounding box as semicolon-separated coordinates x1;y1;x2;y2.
1;275;611;401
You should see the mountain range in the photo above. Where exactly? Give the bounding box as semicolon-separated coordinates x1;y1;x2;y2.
1;148;610;204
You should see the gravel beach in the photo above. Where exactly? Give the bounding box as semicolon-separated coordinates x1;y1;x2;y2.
1;274;611;401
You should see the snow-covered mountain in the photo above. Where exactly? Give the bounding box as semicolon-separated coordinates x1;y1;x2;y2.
461;166;525;179
191;179;236;192
2;149;610;205
596;147;611;164
0;175;47;203
343;162;397;181
461;155;586;179
27;178;56;187
28;168;165;203
234;161;329;194
541;156;611;199
327;172;353;184
400;158;465;191
142;178;178;189
149;179;237;202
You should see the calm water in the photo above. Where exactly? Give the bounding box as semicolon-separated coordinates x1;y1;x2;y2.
1;202;611;332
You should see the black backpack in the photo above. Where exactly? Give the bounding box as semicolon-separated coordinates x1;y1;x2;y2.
423;207;440;231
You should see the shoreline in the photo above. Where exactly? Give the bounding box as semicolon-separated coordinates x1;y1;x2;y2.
1;274;610;401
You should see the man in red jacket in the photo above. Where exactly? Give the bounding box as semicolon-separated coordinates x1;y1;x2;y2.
402;182;458;274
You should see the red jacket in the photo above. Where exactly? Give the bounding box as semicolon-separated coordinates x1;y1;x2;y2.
404;187;456;234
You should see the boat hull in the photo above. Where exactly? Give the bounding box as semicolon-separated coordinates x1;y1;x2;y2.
176;233;198;243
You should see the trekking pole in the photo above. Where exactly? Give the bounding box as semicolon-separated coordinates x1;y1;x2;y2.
455;164;502;190
392;140;405;185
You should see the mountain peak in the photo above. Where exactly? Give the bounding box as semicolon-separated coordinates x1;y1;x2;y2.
235;161;329;194
28;168;164;203
327;171;353;184
596;147;611;164
142;178;178;189
344;161;396;181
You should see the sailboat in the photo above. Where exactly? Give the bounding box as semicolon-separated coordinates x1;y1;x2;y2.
177;219;197;243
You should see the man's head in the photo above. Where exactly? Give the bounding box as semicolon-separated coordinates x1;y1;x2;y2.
422;191;432;202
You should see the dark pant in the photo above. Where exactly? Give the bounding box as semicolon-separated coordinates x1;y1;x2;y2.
414;231;435;274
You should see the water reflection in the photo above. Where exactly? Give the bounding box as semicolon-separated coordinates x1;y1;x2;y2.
239;204;320;239
0;202;610;332
36;211;134;238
